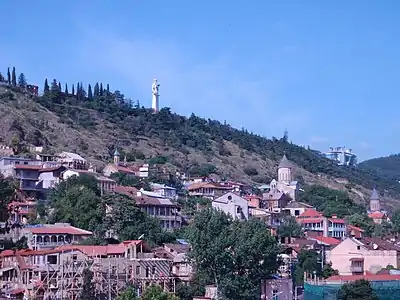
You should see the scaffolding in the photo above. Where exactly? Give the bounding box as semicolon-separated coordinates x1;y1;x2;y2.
29;256;176;300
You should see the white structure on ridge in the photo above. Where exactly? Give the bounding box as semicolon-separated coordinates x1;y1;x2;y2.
151;78;160;113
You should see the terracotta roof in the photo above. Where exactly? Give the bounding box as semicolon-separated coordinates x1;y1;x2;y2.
56;240;144;256
38;166;65;173
329;218;345;224
115;164;136;174
14;165;41;170
361;237;400;251
312;236;340;246
297;217;324;224
298;209;322;218
369;211;385;219
348;224;365;232
114;185;139;196
327;274;400;282
24;225;92;236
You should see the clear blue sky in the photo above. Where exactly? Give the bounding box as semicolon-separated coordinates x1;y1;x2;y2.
1;1;400;161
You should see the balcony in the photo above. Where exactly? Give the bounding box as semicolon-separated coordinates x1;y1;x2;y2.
350;265;364;273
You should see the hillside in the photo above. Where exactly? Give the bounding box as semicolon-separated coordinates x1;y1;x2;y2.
0;78;400;208
360;155;400;182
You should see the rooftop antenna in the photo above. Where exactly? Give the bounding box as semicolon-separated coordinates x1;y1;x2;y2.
138;234;144;240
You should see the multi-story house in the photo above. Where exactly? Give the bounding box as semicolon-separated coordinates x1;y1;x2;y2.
187;182;232;199
21;223;93;250
261;190;292;212
296;209;347;238
56;151;88;170
326;237;400;275
283;201;314;217
37;165;66;190
114;186;183;230
151;183;177;200
0;157;43;198
61;169;117;194
212;192;249;220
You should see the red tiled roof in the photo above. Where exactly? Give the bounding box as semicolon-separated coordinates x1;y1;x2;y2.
327;274;400;282
115;164;136;174
329;218;345;224
312;236;340;246
38;166;65;173
114;185;139;196
56;240;144;256
14;165;41;170
368;211;385;219
298;209;322;218
297;217;324;224
348;224;365;232
25;226;92;236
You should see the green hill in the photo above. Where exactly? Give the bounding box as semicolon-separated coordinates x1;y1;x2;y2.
359;154;400;182
0;74;399;207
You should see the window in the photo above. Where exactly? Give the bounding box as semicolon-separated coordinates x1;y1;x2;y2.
136;266;140;275
272;289;279;300
72;255;77;262
152;266;156;275
47;255;57;264
145;267;149;277
294;210;300;216
357;246;361;250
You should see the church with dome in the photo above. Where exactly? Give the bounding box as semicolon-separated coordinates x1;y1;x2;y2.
267;154;300;202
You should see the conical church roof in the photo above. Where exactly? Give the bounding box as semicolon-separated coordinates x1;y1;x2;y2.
279;154;293;169
370;188;379;200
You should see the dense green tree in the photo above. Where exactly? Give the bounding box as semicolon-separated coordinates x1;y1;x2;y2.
71;84;75;96
185;208;281;300
100;83;104;95
140;285;179;300
11;67;16;86
337;279;378;300
64;83;69;95
44;78;49;93
277;215;304;238
116;287;138;300
49;174;104;231
0;72;4;82
347;213;375;236
300;185;364;217
94;82;100;97
17;73;27;88
104;195;173;246
106;83;110;94
88;84;93;100
7;68;11;84
79;269;95;300
0;176;18;232
58;82;62;91
391;209;400;233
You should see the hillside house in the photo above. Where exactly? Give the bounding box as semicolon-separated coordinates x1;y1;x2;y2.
187;182;232;199
151;183;177;200
212;192;249;220
153;243;193;282
56;151;88;170
62;169;116;193
0;157;43;198
37;165;66;190
296;209;347;238
21;223;92;250
326;237;400;275
262;190;292;212
283;201;314;217
114;186;183;230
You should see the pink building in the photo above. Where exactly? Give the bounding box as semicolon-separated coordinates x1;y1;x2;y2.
326;237;400;275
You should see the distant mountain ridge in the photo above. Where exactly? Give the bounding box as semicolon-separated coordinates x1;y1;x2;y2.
359;154;400;181
0;76;399;208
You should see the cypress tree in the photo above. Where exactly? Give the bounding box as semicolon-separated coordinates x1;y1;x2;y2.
58;82;62;91
71;84;75;96
88;84;93;100
11;67;16;86
44;78;50;93
106;84;110;94
99;83;103;96
17;73;27;88
65;83;69;95
7;68;11;84
94;82;100;97
76;83;80;100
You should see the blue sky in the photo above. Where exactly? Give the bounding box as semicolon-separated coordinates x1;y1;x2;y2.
1;1;400;161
